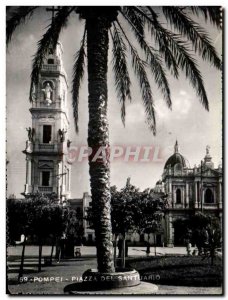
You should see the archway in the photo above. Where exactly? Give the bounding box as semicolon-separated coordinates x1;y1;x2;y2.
173;219;188;246
204;188;214;204
176;188;182;204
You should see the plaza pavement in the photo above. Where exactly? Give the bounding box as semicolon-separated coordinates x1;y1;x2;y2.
7;245;187;257
7;246;222;295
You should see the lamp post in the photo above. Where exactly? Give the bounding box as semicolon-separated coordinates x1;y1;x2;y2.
52;172;67;202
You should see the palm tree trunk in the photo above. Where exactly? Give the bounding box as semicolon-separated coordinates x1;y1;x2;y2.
86;16;114;273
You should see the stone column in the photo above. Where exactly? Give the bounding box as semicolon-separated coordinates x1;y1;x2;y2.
172;186;175;208
201;186;204;208
28;158;32;186
194;181;198;208
182;187;184;207
218;180;222;209
186;183;189;208
33;160;39;193
24;156;31;194
169;180;172;193
167;214;174;247
25;157;29;185
168;180;173;208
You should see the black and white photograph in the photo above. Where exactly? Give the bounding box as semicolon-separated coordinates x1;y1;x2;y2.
6;5;223;295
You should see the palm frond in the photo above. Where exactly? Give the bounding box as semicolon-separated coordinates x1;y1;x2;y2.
72;26;86;133
162;7;221;69
134;6;209;110
116;19;156;134
110;25;132;126
189;6;221;28
121;6;145;37
6;6;38;45
29;6;74;101
135;6;179;79
122;8;172;108
172;39;209;110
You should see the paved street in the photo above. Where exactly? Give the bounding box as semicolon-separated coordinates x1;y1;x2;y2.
7;245;222;295
7;245;187;257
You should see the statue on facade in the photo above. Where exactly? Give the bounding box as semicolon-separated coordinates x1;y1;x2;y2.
42;82;53;105
206;145;210;155
26;127;35;142
30;84;36;101
126;177;131;187
58;128;67;142
67;139;72;148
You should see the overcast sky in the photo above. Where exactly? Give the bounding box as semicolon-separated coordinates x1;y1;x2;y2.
6;7;222;198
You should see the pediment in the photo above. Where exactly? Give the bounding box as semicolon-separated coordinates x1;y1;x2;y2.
196;168;220;177
38;160;53;169
203;168;219;176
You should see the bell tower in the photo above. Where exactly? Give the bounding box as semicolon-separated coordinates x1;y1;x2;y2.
23;42;71;202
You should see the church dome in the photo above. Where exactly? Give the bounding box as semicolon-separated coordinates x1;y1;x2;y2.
164;141;189;169
164;153;187;169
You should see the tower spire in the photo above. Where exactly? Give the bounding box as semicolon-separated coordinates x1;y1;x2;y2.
174;140;179;153
206;145;210;156
203;145;214;169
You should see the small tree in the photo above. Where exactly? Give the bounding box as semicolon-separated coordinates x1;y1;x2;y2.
87;180;167;266
111;181;139;267
24;193;60;271
7;197;34;280
61;205;82;258
7;198;28;245
135;190;166;255
7;193;78;277
111;181;167;264
186;212;221;265
47;204;65;264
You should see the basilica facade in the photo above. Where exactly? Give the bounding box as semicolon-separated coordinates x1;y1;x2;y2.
158;141;223;246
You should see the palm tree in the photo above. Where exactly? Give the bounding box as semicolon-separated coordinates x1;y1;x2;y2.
7;6;221;273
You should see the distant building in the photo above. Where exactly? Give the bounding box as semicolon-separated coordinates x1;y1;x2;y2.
161;141;222;246
69;193;95;244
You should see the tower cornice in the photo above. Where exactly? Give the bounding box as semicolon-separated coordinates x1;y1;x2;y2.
29;108;70;125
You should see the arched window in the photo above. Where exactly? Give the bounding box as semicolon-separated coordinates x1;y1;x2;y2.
176;189;182;204
204;188;214;204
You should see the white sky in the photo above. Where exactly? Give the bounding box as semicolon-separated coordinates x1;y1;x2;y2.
6;6;222;198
